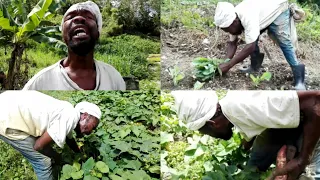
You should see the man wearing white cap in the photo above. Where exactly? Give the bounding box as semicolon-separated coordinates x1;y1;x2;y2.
214;0;306;90
0;91;101;180
172;90;320;179
23;1;126;90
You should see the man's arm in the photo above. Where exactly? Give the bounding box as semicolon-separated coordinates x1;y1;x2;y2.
226;39;238;59
219;42;256;74
268;94;320;179
66;137;81;153
34;131;53;151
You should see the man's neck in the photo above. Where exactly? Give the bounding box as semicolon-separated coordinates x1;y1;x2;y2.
63;50;95;70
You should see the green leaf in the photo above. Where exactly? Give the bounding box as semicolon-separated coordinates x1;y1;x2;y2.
29;34;67;52
203;161;213;172
148;165;160;174
95;161;109;173
119;128;131;138
123;160;142;170
106;160;117;171
71;170;84;179
261;72;272;81
131;126;141;137
160;132;174;144
62;164;76;179
193;81;204;90
82;157;95;175
113;141;132;152
226;165;237;174
129;170;150;180
194;145;205;158
176;73;184;81
109;174;124;180
73;162;81;171
84;175;100;180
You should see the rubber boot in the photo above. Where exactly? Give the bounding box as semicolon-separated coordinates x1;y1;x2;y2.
240;53;265;73
291;64;306;90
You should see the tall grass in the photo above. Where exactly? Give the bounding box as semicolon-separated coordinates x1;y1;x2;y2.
0;34;160;81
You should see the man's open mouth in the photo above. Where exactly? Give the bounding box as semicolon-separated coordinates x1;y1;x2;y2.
71;27;89;38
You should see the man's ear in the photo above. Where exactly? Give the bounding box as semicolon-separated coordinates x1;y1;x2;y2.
207;120;218;129
80;112;89;120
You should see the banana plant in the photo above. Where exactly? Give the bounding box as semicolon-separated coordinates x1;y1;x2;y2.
0;0;67;90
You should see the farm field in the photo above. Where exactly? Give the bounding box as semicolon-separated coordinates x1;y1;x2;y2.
0;90;161;180
161;0;320;90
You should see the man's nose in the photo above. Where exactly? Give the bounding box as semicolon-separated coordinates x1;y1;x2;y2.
72;15;86;25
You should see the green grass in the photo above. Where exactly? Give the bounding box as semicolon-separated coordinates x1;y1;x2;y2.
0;140;37;180
0;33;160;89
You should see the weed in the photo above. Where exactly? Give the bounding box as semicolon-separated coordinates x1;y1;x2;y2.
193;81;205;90
192;57;225;82
169;66;185;86
250;72;272;87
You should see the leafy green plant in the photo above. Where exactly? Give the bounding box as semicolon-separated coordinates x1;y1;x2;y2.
192;57;225;82
169;66;185;86
250;72;272;87
193;81;205;90
0;0;67;89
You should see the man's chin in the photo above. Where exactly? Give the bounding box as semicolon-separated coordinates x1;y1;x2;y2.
68;39;96;56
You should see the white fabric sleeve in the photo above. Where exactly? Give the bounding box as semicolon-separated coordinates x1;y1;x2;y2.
46;110;76;148
240;9;260;44
229;34;238;42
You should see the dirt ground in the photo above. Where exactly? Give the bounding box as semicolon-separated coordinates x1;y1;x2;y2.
161;25;320;90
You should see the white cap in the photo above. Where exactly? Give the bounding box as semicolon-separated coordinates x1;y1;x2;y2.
61;1;102;33
171;91;218;130
214;2;236;28
75;101;101;119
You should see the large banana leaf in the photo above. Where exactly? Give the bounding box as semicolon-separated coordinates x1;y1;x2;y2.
17;0;53;38
30;33;67;52
16;0;65;40
0;1;17;31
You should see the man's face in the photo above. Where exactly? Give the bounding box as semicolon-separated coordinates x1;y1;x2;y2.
221;18;243;35
79;114;99;135
62;9;99;56
198;116;233;140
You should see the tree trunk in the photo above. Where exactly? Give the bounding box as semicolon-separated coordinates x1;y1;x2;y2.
5;43;25;90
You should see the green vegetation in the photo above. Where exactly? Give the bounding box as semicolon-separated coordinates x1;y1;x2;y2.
161;91;273;180
250;72;272;88
0;90;160;180
192;57;225;82
169;66;185;86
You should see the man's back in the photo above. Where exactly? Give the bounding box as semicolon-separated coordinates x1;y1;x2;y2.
0;91;78;143
219;91;300;141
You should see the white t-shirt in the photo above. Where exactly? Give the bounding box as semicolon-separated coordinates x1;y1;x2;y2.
219;91;300;141
230;0;288;44
0;91;80;148
23;59;126;90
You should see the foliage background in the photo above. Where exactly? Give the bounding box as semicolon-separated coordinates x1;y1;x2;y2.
0;90;160;180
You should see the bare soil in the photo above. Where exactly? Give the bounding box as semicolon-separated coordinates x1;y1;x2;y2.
161;26;320;90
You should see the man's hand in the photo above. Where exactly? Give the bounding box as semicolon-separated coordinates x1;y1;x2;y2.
34;131;53;151
267;157;306;180
220;42;256;74
240;137;255;151
219;62;232;75
66;137;81;153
